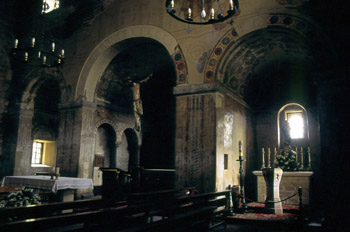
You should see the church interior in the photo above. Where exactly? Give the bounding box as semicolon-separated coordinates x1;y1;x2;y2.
0;0;349;231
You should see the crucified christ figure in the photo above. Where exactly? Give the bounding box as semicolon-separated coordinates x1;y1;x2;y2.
118;74;151;131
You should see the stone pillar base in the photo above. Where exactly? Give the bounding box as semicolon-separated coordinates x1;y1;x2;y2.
262;168;283;215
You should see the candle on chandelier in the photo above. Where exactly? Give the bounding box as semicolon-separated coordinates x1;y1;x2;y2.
14;39;18;48
188;8;192;19
201;8;206;19
170;0;174;9
52;42;55;52
43;56;47;64
32;37;35;47
230;0;234;10
61;49;65;58
210;8;215;19
25;52;28;61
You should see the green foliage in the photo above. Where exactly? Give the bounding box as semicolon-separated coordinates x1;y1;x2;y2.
0;186;41;208
274;149;299;171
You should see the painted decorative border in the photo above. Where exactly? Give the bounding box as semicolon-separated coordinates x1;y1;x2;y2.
172;45;188;85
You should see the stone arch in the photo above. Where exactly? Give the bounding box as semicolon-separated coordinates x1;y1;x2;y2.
76;25;183;102
205;13;333;90
21;68;67;109
9;67;64;175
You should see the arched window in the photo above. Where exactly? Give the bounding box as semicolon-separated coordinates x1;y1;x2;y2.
277;103;309;148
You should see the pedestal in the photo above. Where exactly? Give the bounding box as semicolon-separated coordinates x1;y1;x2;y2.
262;168;283;214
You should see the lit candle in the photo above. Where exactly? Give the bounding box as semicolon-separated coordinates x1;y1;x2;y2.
58;58;61;64
25;52;28;61
239;141;243;157
230;0;234;10
262;148;265;168
267;147;271;168
308;147;311;169
188;8;192;19
61;49;65;58
170;0;174;9
14;39;18;48
51;42;55;52
300;147;304;169
32;37;35;47
210;8;215;19
43;56;47;64
55;167;60;179
38;51;41;58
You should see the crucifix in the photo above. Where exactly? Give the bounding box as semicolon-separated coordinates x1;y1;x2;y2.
118;74;152;131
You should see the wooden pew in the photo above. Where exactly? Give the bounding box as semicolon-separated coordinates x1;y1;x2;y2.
0;189;231;232
0;198;126;223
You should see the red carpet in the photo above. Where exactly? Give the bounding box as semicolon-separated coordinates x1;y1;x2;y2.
227;203;299;221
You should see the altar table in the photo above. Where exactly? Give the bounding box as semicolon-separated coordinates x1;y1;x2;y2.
1;176;93;202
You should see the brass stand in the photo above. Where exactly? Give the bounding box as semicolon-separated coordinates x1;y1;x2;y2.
237;156;248;213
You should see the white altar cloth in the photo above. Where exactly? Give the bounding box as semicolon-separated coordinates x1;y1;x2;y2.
1;176;93;194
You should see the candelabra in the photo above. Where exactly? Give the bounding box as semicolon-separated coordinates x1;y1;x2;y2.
166;0;240;25
9;0;64;68
237;155;248;213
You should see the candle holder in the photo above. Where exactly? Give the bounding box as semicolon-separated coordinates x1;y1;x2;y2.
237;156;248;213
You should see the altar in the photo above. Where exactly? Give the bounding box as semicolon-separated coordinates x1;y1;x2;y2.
253;171;313;205
1;176;94;202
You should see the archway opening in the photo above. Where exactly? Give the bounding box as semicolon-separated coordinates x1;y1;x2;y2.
96;37;177;170
31;78;60;172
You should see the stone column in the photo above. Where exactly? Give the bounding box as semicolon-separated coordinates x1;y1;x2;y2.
109;142;119;168
56;100;96;178
262;167;283;214
174;84;217;193
14;107;34;176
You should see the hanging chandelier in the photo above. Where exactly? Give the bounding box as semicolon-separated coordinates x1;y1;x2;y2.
10;0;64;68
166;0;239;25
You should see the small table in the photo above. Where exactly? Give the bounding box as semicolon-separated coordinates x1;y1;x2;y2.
1;176;94;202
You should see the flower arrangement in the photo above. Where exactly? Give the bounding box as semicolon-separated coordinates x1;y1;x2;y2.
0;186;41;208
274;147;299;171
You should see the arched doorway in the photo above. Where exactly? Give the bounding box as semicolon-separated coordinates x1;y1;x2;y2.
93;123;116;186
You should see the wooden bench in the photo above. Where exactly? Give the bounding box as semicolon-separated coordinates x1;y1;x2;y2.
0;189;231;232
0;198;126;223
